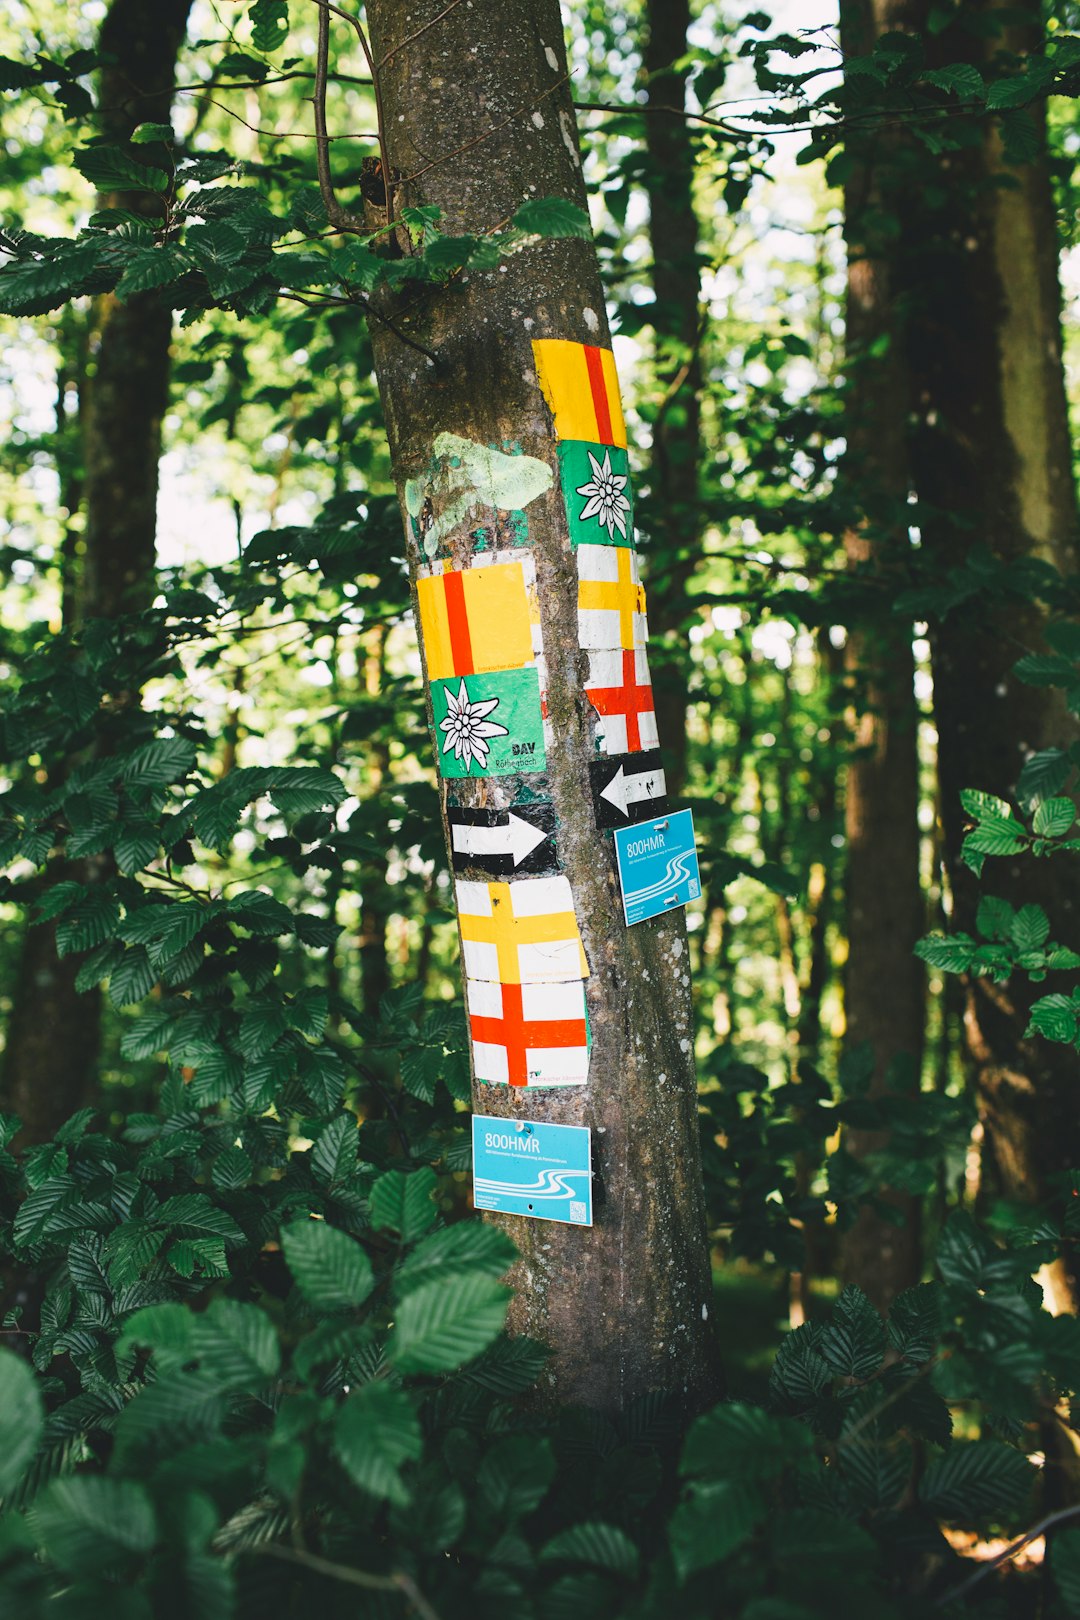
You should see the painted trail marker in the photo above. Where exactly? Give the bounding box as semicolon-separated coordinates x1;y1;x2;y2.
614;807;700;927
432;668;545;777
472;1114;593;1225
591;749;668;829
448;803;557;876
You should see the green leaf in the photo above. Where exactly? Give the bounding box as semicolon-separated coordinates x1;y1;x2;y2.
1010;904;1050;951
30;1476;157;1575
817;1285;884;1379
477;1434;555;1520
212;1146;253;1189
157;1194;244;1246
114;821;161;874
369;1167;438;1241
512;197;592;239
74;143;170;195
540;1521;639;1579
108;946;156;1008
191;1298;280;1386
669;1480;764;1581
1026;994;1080;1045
886;1282;943;1364
918;1441;1034;1519
1018;748;1071;809
250;0;289;53
976;896;1015;941
395;1221;516;1294
920;63;984;97
115;245;193;301
0;1350;44;1499
389;1272;510;1374
281;1219;375;1312
1033;797;1076;838
121;736;197;788
914;933;975;973
332;1383;422;1505
681;1402;814;1481
130;122;174;144
55;892;121;957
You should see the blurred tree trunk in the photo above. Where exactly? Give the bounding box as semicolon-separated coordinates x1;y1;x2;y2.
835;0;926;1313
1;0;191;1143
362;0;721;1410
641;0;702;798
896;0;1080;1310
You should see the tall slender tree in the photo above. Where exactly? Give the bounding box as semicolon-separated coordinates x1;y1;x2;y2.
835;0;926;1313
353;0;721;1408
893;0;1080;1305
1;0;191;1142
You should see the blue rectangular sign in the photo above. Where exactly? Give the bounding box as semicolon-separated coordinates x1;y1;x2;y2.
472;1114;592;1226
613;807;701;927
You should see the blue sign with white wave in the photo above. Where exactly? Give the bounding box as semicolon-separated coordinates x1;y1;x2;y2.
613;807;701;927
472;1115;592;1227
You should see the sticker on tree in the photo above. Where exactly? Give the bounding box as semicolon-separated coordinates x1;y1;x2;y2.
466;978;590;1087
416;551;542;679
455;875;589;983
431;668;545;776
447;802;557;876
558;441;634;547
532;338;627;448
577;543;648;651
584;648;658;754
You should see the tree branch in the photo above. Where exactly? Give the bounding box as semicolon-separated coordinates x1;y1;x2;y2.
312;0;367;232
258;1543;443;1620
935;1503;1080;1606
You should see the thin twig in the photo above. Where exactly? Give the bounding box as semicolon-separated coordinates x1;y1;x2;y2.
315;0;395;227
375;0;466;69
402;72;570;187
258;1543;442;1620
311;0;367;231
278;291;438;365
935;1503;1080;1606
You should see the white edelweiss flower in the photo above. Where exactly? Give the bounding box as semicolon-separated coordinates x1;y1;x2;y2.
439;679;509;771
575;449;631;540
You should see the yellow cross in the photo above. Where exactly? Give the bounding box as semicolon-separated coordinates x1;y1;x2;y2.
458;882;587;984
577;549;646;650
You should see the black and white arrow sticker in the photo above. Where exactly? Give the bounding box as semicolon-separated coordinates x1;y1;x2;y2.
590;749;669;828
446;802;558;876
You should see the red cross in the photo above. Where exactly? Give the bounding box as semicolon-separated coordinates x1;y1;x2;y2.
469;984;587;1087
586;650;655;751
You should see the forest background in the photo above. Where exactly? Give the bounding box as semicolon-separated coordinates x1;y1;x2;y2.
2;0;1080;1615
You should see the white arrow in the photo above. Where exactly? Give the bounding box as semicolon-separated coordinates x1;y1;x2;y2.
452;812;548;868
600;762;668;819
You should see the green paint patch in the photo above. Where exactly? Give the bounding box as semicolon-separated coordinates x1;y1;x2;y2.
406;433;552;557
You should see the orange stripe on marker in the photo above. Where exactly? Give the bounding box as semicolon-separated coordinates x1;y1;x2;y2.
584;344;613;445
442;569;474;675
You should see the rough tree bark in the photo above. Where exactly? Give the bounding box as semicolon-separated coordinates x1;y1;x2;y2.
836;0;926;1313
641;0;703;798
1;0;191;1142
893;0;1080;1308
360;0;721;1409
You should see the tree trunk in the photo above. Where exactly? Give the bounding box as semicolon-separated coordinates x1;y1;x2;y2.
641;0;702;799
835;0;927;1312
895;0;1080;1306
362;0;720;1410
1;0;191;1143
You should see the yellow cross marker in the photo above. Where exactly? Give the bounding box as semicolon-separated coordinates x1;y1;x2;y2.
456;878;589;984
578;547;646;650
